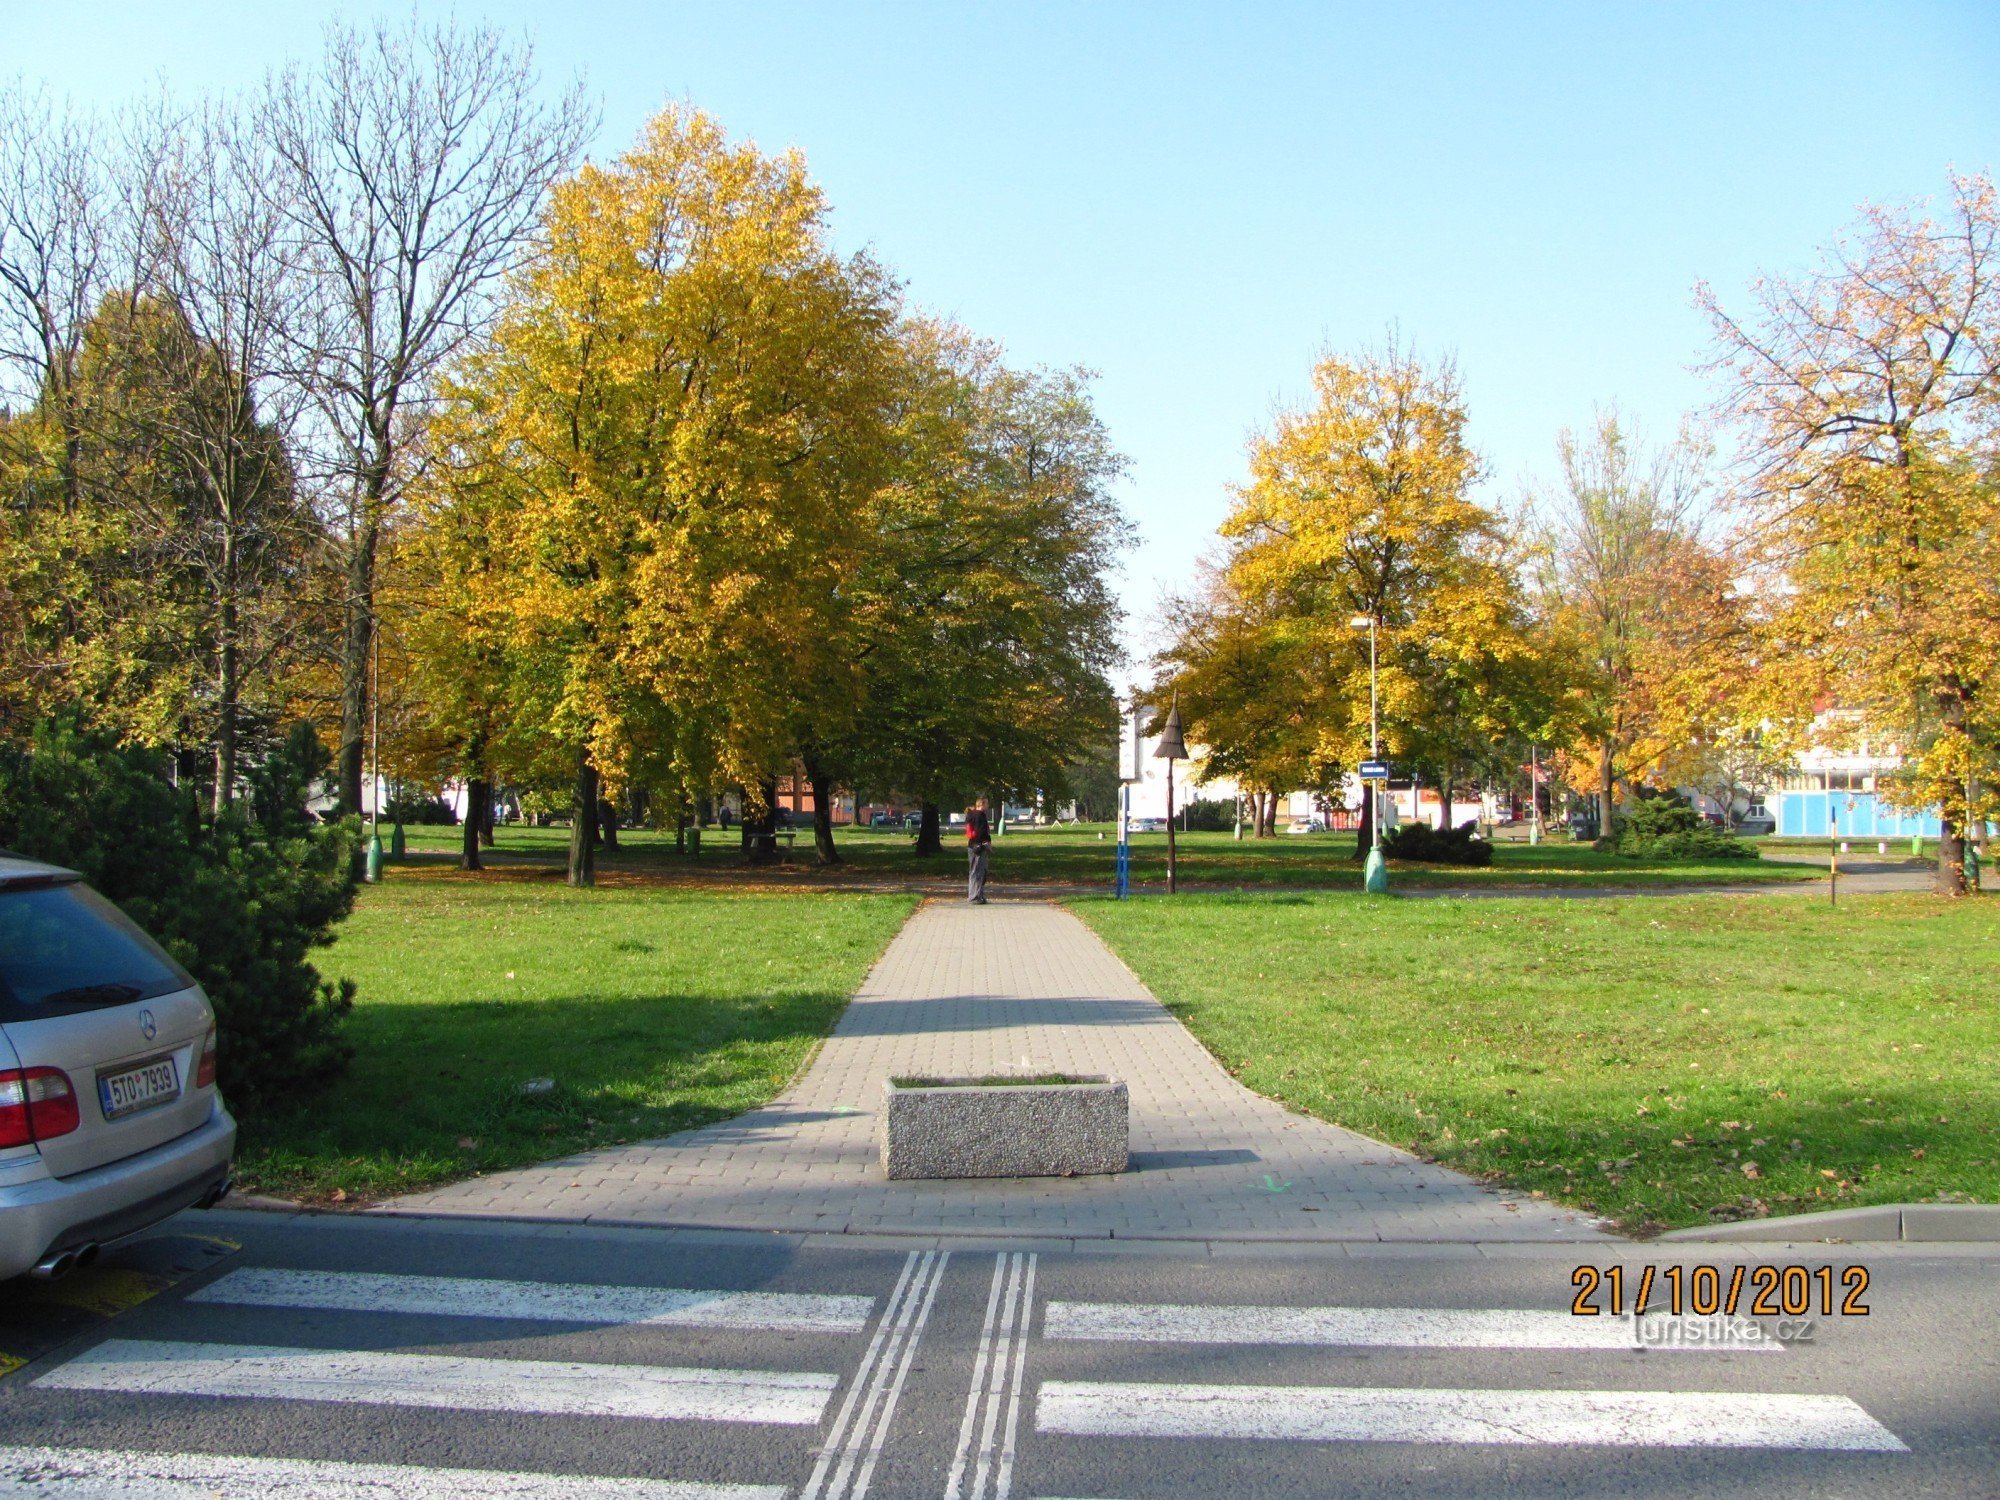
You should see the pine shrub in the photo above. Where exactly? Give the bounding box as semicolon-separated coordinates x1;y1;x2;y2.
0;720;359;1116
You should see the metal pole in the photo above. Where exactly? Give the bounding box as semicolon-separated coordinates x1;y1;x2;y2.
1116;783;1130;899
1530;744;1541;845
1368;619;1379;760
1165;756;1177;895
1370;619;1381;851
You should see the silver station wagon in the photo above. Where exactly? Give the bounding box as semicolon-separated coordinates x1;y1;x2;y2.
0;855;235;1280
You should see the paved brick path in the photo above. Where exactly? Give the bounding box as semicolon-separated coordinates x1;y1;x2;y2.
384;900;1606;1244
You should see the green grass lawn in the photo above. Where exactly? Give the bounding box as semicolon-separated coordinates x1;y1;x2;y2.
1074;890;1999;1233
387;820;1819;891
237;874;917;1202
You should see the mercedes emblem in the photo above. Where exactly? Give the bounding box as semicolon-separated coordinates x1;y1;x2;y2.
139;1009;157;1041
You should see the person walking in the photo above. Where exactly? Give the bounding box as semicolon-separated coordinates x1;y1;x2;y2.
966;797;992;904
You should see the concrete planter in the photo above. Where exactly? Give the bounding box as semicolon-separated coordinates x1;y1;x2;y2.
879;1075;1129;1180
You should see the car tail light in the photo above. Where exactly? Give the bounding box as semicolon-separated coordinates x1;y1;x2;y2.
0;1067;80;1147
195;1028;218;1089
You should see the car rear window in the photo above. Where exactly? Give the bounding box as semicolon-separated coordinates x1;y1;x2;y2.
0;882;195;1021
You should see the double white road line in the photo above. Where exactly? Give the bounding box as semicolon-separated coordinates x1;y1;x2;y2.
945;1252;1038;1500
801;1249;951;1500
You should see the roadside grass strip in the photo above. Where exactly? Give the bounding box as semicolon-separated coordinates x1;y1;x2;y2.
0;1445;784;1498
191;1268;875;1334
945;1253;1039;1500
1034;1383;1907;1451
801;1249;950;1500
34;1340;838;1425
1042;1302;1781;1353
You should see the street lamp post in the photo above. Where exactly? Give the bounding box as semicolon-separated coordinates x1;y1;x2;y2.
1350;614;1387;894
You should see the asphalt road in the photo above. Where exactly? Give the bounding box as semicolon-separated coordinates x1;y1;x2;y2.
1;1209;1995;1498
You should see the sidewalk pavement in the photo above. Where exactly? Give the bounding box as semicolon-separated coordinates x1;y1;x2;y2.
382;899;1607;1244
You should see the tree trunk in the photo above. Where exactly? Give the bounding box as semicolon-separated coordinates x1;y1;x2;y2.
461;777;488;871
567;747;598;888
337;507;381;817
915;800;943;856
212;527;239;814
478;788;496;846
744;779;780;864
1934;692;1971;895
1597;740;1617;843
598;796;618;850
1355;787;1375;860
804;752;841;866
1439;767;1454;832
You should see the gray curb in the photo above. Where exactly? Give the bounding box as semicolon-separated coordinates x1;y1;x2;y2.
1659;1203;2000;1243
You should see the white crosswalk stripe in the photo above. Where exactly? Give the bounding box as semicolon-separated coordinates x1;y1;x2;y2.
192;1267;875;1334
0;1445;784;1498
1031;1296;1907;1458
1036;1380;1908;1451
1043;1300;1781;1353
20;1257;936;1497
35;1339;839;1425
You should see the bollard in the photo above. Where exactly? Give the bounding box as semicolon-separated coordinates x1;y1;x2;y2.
1364;845;1389;895
365;830;384;883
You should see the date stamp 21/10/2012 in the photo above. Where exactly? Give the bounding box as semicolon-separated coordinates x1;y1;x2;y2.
1571;1263;1870;1320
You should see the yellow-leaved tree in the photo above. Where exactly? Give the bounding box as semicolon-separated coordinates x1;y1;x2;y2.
1159;340;1545;854
417;105;899;884
1701;172;2000;894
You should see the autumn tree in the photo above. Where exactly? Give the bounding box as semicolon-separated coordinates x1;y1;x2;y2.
419;106;898;885
1523;410;1744;836
1154;561;1324;836
1160;340;1538;855
1701;172;2000;894
826;327;1128;858
0;89;158;734
258;16;589;818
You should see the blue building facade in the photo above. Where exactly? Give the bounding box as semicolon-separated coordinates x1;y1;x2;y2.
1773;789;1993;841
1774;789;1939;838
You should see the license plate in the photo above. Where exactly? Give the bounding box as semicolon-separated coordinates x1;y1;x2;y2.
98;1055;181;1120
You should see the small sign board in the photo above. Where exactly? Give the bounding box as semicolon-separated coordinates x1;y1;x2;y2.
1359;759;1391;780
1118;700;1148;783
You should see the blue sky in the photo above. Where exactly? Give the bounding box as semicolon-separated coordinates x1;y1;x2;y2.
9;2;1998;668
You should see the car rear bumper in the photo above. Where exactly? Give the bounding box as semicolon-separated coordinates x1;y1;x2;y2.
0;1099;235;1279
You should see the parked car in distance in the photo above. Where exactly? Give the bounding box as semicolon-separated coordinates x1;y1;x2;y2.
1286;818;1328;834
0;856;235;1281
868;811;897;828
1126;816;1166;833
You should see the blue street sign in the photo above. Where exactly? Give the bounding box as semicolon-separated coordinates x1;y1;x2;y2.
1359;759;1390;780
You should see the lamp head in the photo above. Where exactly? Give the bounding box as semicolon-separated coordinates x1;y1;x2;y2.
1348;614;1375;629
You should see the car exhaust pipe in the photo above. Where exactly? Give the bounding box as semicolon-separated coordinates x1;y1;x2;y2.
72;1241;100;1269
29;1248;77;1280
197;1177;233;1209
